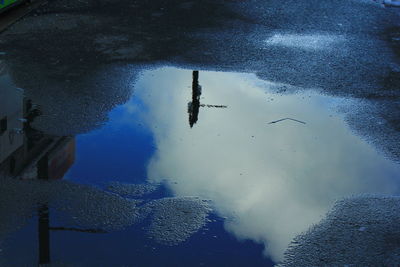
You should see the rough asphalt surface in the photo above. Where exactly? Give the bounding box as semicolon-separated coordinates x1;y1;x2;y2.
1;0;400;160
278;195;400;266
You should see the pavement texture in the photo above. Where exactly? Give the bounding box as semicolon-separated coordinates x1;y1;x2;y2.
1;0;400;160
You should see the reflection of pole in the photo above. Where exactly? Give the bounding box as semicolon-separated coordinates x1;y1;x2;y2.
188;71;228;128
38;204;50;265
37;154;48;180
37;153;50;266
192;71;199;89
35;140;103;265
37;204;107;266
189;71;201;128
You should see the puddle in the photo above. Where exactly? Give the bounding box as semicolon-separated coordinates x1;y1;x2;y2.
0;66;399;266
129;67;400;261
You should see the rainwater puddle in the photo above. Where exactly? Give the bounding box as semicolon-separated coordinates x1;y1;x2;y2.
0;67;399;266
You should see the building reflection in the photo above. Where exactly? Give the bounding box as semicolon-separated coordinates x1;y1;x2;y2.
0;65;75;180
0;63;103;266
188;71;227;128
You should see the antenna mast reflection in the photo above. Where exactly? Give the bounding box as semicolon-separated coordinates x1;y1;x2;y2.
188;71;227;128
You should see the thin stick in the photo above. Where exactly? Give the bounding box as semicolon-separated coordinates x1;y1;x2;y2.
268;118;306;124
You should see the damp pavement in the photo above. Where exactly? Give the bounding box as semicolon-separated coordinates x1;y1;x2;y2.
1;0;400;266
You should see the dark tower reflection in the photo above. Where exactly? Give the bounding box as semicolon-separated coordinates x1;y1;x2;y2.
188;71;201;128
188;71;227;128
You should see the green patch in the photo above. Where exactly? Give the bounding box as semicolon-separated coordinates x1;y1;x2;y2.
0;0;20;10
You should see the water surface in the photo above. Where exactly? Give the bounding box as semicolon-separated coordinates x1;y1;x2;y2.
0;66;399;266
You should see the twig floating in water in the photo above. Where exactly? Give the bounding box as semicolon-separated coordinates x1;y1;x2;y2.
268;118;306;125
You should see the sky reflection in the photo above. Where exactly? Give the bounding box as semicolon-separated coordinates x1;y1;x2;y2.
125;67;400;262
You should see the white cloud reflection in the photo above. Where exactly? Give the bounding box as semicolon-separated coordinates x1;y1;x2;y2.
129;67;400;262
